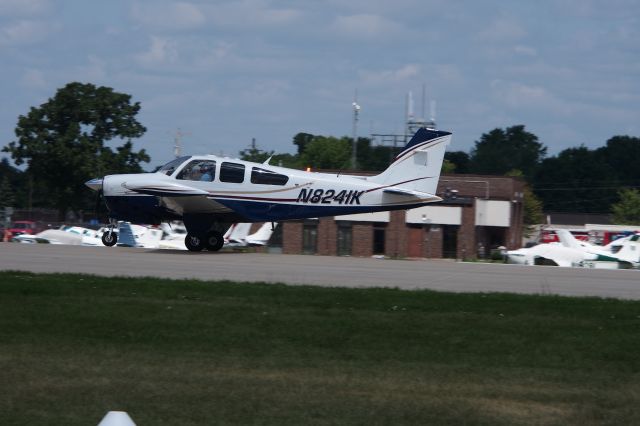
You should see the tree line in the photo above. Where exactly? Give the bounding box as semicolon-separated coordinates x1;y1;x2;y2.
1;82;639;224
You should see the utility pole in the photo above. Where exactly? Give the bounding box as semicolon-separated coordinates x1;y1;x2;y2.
172;128;191;158
351;90;360;170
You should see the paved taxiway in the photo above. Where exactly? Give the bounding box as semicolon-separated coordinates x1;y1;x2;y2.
1;243;639;299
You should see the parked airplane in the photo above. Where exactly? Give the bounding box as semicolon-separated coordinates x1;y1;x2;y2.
86;128;451;251
506;229;640;268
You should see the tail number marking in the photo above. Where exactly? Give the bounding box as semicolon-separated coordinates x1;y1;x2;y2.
296;189;363;205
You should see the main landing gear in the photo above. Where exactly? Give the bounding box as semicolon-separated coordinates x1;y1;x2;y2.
185;230;224;252
101;219;118;247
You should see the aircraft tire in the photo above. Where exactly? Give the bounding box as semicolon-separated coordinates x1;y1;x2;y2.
205;231;224;251
185;234;205;252
102;231;118;247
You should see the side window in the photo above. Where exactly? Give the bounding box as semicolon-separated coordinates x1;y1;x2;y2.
176;160;217;182
251;167;289;186
220;162;245;183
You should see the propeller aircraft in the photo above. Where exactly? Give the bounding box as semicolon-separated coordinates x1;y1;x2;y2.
86;128;452;252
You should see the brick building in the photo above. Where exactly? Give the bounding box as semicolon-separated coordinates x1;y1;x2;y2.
268;174;526;259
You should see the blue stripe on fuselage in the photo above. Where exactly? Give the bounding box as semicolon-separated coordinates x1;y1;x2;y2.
212;198;428;221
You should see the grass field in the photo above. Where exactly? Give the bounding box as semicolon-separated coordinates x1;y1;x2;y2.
1;271;639;425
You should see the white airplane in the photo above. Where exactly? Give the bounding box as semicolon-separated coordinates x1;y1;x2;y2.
86;128;451;251
506;229;640;268
555;229;640;268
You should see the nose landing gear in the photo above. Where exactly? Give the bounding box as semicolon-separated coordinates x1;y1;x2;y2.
101;219;118;246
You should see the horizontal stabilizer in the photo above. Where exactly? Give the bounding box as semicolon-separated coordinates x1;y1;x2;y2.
383;187;442;201
123;181;209;197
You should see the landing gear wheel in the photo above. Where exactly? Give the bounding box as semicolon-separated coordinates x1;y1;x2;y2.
185;234;205;252
102;231;117;246
205;231;224;252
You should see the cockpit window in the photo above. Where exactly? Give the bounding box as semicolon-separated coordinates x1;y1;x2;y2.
158;156;192;176
220;162;245;183
176;160;217;182
251;167;289;186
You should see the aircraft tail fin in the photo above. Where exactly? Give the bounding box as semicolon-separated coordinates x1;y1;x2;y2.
369;128;451;195
555;229;582;249
117;222;138;247
246;222;277;246
225;223;252;244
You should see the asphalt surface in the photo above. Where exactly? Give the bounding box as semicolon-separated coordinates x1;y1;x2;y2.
1;242;639;299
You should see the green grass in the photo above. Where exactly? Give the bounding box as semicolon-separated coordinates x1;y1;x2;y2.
1;271;639;425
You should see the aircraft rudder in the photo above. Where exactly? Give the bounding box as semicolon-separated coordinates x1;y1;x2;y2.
370;127;451;194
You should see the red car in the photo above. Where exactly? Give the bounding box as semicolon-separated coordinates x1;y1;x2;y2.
7;220;37;240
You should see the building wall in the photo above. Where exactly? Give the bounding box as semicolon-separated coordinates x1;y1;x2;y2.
385;210;407;258
282;221;303;254
352;223;373;257
425;225;443;258
317;217;337;256
457;204;476;259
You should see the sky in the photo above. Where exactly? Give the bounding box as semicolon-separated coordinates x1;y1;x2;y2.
1;0;639;169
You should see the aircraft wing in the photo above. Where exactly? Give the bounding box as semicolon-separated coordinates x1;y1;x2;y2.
123;181;233;215
124;181;209;197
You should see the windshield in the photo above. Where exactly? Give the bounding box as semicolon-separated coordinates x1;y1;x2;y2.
158;156;192;176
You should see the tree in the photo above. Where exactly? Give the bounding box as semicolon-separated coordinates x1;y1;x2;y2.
506;169;543;237
533;146;617;213
444;151;470;174
3;82;148;219
0;176;15;208
0;158;26;207
239;146;275;164
292;132;314;155
611;189;640;225
354;137;397;172
597;136;640;186
299;136;351;170
469;125;546;180
441;159;456;174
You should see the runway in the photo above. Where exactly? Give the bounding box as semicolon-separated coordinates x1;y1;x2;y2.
1;243;639;299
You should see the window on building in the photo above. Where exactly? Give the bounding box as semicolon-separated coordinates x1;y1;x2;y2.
337;223;352;256
220;162;245;183
176;159;216;181
373;224;386;255
251;167;289;185
302;222;318;254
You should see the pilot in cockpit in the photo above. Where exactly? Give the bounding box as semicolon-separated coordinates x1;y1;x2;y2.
200;165;213;182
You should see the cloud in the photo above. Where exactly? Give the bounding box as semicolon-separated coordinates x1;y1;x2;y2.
136;36;179;66
20;68;46;89
0;19;53;46
131;1;206;31
360;64;421;85
514;45;537;56
490;79;575;118
477;17;527;42
204;0;301;29
0;0;50;17
330;13;403;40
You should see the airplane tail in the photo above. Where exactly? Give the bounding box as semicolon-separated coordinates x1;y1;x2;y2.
369;128;451;195
224;223;252;245
246;222;277;246
555;229;582;249
117;222;137;247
